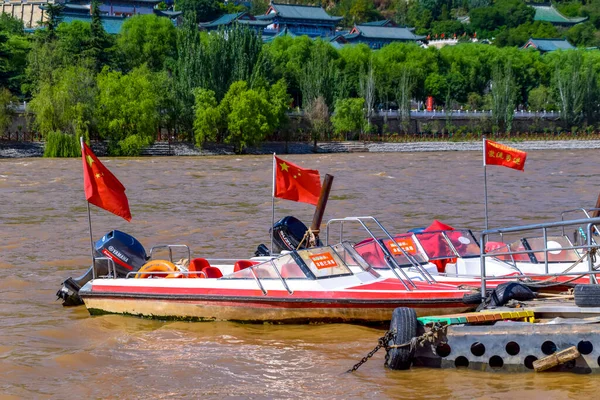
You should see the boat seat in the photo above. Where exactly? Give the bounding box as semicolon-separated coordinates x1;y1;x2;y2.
280;263;305;278
234;260;259;272
202;266;223;278
189;258;211;278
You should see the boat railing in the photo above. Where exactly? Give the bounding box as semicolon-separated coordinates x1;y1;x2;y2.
92;256;117;279
480;216;600;297
560;207;600;239
325;216;436;290
148;244;191;263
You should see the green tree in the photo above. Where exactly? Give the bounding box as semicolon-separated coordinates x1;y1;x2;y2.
28;63;97;137
527;85;556;111
331;98;365;140
87;0;112;71
491;62;517;133
298;40;339;109
96;65;167;154
425;73;448;104
222;81;272;153
264;35;314;107
395;68;415;133
305;95;330;150
566;21;600;47
193;88;221;145
117;14;177;72
268;78;291;133
202;25;264;101
0;32;29;95
494;21;559;47
0;13;24;35
175;0;223;23
43;3;64;39
0;87;15;135
174;13;206;138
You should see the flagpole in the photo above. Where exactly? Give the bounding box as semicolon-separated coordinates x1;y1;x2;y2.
483;136;489;230
271;153;276;256
81;137;96;277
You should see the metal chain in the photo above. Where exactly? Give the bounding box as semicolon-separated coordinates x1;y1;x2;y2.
346;323;449;373
346;330;396;373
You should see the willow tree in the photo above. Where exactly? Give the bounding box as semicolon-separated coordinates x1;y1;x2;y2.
358;58;375;133
395;67;415;134
299;40;338;109
491;63;517;134
174;13;206;138
204;24;264;101
552;52;596;129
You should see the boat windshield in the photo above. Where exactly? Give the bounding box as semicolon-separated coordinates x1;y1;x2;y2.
330;242;380;278
297;246;353;278
222;253;303;280
221;246;355;280
523;236;581;263
415;229;480;259
354;235;428;269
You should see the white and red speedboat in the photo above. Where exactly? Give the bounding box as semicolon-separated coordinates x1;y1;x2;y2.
346;216;599;289
58;230;474;324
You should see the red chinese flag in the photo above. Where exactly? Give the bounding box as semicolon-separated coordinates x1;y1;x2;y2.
81;142;132;221
484;139;527;171
274;155;322;206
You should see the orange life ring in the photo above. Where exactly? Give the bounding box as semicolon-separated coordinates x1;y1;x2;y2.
135;260;179;279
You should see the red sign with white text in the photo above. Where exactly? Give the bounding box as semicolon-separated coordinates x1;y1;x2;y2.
309;253;338;269
387;238;418;255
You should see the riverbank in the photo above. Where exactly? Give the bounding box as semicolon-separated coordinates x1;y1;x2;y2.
2;139;600;158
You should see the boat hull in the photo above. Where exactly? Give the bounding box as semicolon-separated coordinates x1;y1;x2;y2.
82;293;473;324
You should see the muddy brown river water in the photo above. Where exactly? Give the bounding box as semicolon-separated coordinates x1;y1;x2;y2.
1;150;599;399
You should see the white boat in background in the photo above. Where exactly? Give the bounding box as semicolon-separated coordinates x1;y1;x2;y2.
342;212;600;289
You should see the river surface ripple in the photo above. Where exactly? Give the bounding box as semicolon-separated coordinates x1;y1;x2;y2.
0;151;598;399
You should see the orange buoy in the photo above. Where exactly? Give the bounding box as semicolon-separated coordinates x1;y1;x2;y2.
135;260;179;279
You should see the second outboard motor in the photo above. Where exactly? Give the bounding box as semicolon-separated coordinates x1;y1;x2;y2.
270;216;321;253
57;230;148;306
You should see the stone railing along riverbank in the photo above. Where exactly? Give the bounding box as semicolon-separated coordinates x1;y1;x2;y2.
2;140;600;159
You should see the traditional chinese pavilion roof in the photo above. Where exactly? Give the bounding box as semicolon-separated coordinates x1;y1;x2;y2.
155;9;182;17
360;19;396;27
532;4;587;26
61;14;126;34
522;37;575;52
200;11;271;28
347;25;425;41
262;26;298;42
257;3;342;22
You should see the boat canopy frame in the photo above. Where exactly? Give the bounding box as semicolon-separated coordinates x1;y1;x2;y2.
480;216;600;296
325;216;437;290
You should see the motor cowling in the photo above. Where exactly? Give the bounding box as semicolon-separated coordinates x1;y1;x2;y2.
94;230;148;276
57;230;148;306
270;216;322;253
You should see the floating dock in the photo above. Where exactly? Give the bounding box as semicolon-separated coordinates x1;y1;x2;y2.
402;303;600;373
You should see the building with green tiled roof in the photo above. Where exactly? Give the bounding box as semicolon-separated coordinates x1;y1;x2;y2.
522;37;575;52
333;24;426;49
199;11;271;32
531;3;587;26
257;2;342;38
50;0;181;34
358;19;396;27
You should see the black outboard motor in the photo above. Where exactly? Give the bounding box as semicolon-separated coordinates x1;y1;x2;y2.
57;230;148;306
266;216;321;254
